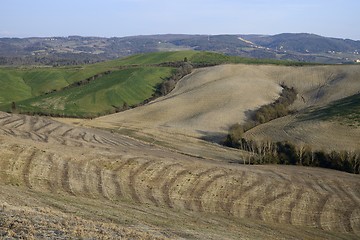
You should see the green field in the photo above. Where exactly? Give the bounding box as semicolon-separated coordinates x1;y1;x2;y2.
15;67;173;117
0;51;317;117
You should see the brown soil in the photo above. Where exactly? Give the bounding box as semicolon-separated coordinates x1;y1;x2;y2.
1;111;360;239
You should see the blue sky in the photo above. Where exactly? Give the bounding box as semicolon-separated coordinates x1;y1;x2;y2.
1;0;359;40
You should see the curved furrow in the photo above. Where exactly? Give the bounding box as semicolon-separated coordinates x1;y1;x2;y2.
61;159;75;196
191;171;228;212
253;179;295;223
145;163;182;207
128;160;156;203
28;152;56;192
22;149;38;189
228;172;266;218
222;171;246;214
313;194;332;230
259;186;293;223
95;166;110;200
47;154;60;194
92;134;103;145
288;187;306;225
109;158;137;199
98;136;120;147
33;122;53;133
331;182;360;233
182;168;223;211
161;169;189;208
61;128;75;137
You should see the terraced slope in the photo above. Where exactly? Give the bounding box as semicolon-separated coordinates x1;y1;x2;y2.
1;111;360;239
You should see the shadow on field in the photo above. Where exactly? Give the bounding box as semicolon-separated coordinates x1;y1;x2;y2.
198;130;227;144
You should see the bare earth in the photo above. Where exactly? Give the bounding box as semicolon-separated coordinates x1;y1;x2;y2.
87;64;360;151
1;64;360;239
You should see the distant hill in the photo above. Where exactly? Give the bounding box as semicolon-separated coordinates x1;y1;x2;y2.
1;33;360;65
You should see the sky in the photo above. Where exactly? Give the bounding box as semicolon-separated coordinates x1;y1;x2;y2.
1;0;359;40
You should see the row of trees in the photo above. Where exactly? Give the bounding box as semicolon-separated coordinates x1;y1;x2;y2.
232;138;359;174
225;85;297;147
154;61;193;97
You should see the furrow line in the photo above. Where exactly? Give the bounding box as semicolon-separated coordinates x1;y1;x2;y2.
128;160;155;203
145;163;181;207
194;173;227;212
62;159;75;196
161;169;188;208
95;166;109;200
183;168;222;211
33;122;53;133
111;158;138;199
22;149;38;189
61;128;75;137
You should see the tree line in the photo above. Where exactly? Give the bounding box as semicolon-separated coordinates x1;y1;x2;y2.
225;84;360;174
225;84;297;147
228;138;359;174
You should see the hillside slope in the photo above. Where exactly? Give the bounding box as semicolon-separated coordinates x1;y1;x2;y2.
89;64;360;151
1;111;359;239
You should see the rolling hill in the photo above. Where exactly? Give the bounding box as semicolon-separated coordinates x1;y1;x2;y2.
0;51;310;117
0;111;359;239
1;51;360;239
88;63;360;151
1;33;360;66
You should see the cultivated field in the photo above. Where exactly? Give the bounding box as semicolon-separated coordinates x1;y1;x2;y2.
2;60;360;239
1;111;360;239
89;64;360;151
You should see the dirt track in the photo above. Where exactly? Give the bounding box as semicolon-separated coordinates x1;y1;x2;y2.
1;111;360;239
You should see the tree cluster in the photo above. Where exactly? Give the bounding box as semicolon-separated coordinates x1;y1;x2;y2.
232;138;359;174
254;84;297;124
154;62;193;97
